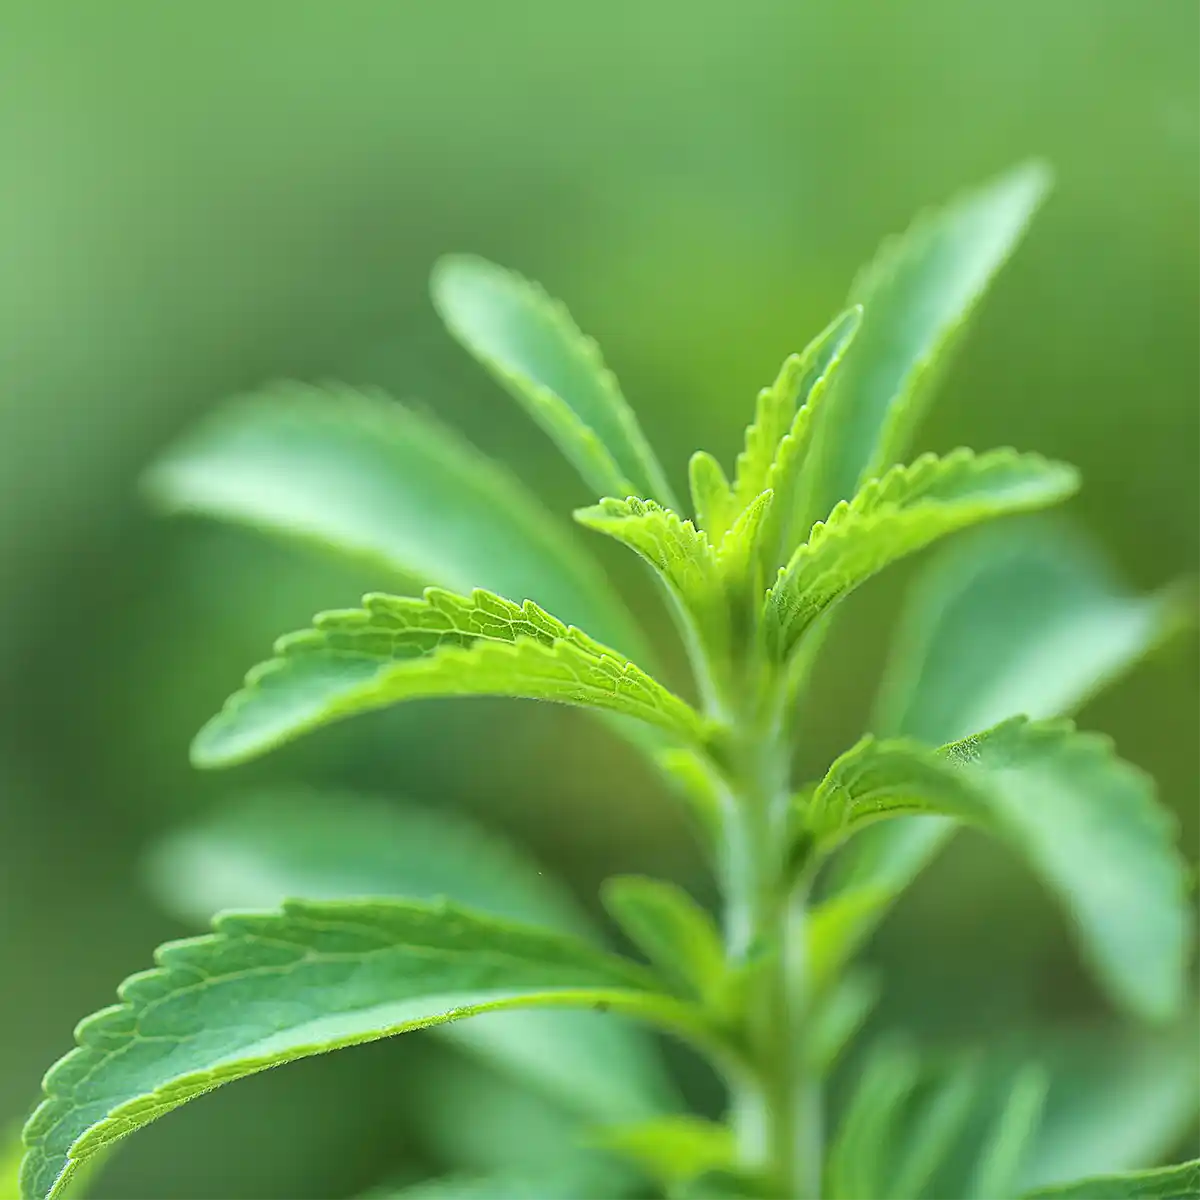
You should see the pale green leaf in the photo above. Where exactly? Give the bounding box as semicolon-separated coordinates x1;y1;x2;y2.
655;747;728;849
969;1064;1050;1200
806;885;893;994
888;1062;980;1200
143;791;673;1121
574;497;730;676
806;162;1052;520
688;451;738;545
828;522;1187;964
142;384;642;655
805;970;880;1075
808;719;1191;1020
1021;1160;1200;1200
764;449;1079;660
591;1116;736;1187
601;876;726;1005
432;255;676;506
20;899;697;1200
192;587;706;768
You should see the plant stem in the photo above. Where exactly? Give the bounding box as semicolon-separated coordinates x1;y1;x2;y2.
717;700;822;1199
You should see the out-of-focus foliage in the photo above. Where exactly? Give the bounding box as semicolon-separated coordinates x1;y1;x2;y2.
1;3;1195;1197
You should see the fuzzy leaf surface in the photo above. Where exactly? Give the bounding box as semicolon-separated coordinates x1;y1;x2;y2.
432;255;675;506
142;384;640;654
765;449;1078;659
1021;1161;1200;1200
20;900;683;1200
143;792;672;1120
809;719;1190;1019
688;451;738;544
807;162;1051;518
828;523;1188;960
193;587;704;768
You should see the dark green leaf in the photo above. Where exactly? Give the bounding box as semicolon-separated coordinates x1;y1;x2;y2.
1021;1160;1200;1200
142;384;642;655
806;162;1051;520
432;255;676;506
20;900;695;1200
764;449;1078;660
192;587;706;768
888;1062;980;1200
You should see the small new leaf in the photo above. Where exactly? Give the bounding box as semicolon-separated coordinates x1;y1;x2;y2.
432;255;677;507
764;448;1079;659
689;451;738;545
808;161;1052;517
591;1116;736;1188
20;899;678;1200
192;587;706;768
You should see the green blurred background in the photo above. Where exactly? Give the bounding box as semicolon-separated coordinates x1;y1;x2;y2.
1;3;1196;1196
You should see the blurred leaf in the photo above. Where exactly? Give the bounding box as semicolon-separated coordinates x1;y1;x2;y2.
431;255;677;507
806;970;881;1076
1021;1160;1200;1200
192;587;705;768
367;1163;631;1200
764;449;1078;660
590;1115;736;1187
830;522;1188;952
600;876;726;1004
21;899;683;1200
888;1061;980;1200
969;1064;1051;1200
812;719;1190;1020
826;1039;921;1200
807;162;1052;520
1018;1018;1200;1192
144;791;673;1121
143;383;642;655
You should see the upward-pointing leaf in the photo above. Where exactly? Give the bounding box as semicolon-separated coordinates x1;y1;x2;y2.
804;719;1190;1020
1021;1160;1200;1200
192;587;705;768
432;255;677;507
143;792;674;1122
20;900;687;1200
806;162;1052;519
764;449;1078;660
142;384;642;656
688;451;738;545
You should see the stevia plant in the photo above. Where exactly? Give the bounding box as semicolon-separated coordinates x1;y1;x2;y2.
16;163;1198;1200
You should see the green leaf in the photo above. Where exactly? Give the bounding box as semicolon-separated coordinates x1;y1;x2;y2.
688;451;738;545
805;970;880;1075
715;488;774;600
827;1040;921;1200
142;384;642;656
601;876;726;1005
764;449;1079;660
143;791;674;1121
807;719;1191;1020
875;521;1191;745
431;255;676;507
969;1064;1050;1200
888;1062;980;1200
367;1163;632;1200
655;747;728;850
574;497;730;680
20;899;699;1200
1021;1160;1200;1200
828;522;1187;962
192;587;706;768
806;162;1052;520
742;307;862;568
590;1116;736;1188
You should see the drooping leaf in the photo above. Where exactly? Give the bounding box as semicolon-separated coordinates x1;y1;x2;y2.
1021;1160;1200;1200
590;1116;736;1188
142;384;642;655
143;791;673;1120
19;899;700;1200
764;449;1078;660
968;1065;1050;1200
601;876;726;1005
574;497;730;682
805;162;1052;521
688;451;738;545
806;720;1190;1020
431;255;676;506
827;522;1188;961
192;587;706;768
887;1062;980;1200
